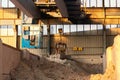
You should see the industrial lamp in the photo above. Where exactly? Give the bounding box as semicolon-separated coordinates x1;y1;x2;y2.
58;28;63;34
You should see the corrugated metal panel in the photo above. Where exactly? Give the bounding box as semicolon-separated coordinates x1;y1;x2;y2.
0;9;3;18
67;36;103;47
51;35;103;55
43;37;48;48
0;20;14;25
15;19;22;25
66;47;103;55
3;9;18;18
0;8;18;19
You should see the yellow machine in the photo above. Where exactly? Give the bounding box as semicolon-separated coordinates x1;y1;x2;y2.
55;28;67;59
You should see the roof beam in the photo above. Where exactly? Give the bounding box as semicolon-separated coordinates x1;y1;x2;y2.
54;0;68;17
11;0;40;18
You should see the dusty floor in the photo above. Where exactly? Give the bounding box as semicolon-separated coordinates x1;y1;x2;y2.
10;54;102;80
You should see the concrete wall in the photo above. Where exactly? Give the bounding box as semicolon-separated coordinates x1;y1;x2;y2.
0;39;21;80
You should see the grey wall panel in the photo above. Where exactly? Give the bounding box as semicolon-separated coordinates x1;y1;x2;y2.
43;37;48;48
51;35;103;55
63;36;103;48
66;48;103;55
106;36;115;47
23;34;116;56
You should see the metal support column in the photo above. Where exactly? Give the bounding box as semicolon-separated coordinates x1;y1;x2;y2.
47;20;51;55
16;25;19;49
102;0;107;73
103;25;107;73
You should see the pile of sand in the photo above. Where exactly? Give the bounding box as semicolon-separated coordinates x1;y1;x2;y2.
8;46;104;80
10;55;90;80
90;35;120;80
90;63;115;80
90;47;115;80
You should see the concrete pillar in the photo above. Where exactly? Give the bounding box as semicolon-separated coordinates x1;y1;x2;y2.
0;39;3;80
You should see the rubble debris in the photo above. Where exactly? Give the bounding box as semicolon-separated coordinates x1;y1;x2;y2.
10;53;102;80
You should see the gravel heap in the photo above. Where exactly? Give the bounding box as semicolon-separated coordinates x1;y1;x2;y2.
9;53;103;80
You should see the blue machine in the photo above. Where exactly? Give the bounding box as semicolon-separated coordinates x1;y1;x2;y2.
22;25;42;48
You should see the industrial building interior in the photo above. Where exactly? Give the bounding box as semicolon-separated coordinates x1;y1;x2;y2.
0;0;120;80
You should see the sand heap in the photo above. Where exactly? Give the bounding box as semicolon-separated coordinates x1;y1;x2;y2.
90;35;120;80
90;47;115;80
90;62;115;80
10;54;91;80
10;53;103;80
